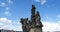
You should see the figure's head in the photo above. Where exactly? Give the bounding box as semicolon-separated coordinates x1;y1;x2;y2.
20;18;23;24
37;11;39;15
32;5;36;10
20;18;28;25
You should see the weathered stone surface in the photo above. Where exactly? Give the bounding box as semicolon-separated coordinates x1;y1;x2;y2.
20;5;43;32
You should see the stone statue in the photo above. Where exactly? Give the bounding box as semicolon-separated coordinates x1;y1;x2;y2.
20;18;28;32
20;5;43;32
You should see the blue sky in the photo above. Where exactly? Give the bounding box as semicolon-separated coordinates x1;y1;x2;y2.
0;0;60;31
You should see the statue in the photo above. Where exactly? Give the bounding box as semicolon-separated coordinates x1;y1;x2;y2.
20;18;28;32
20;5;43;32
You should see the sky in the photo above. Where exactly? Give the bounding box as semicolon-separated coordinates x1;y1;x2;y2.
0;0;60;31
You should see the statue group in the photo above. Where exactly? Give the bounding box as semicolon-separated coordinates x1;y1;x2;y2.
20;5;43;32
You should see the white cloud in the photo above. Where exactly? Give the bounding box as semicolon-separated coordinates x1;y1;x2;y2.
0;17;60;31
0;18;13;29
14;26;22;31
42;15;60;31
0;18;12;24
57;15;60;19
43;15;52;21
35;0;40;2
42;21;60;31
12;20;22;31
0;23;4;28
0;18;22;31
4;11;11;16
5;7;10;10
1;25;13;30
41;0;46;5
7;0;13;4
0;1;13;16
0;2;6;7
34;0;46;5
45;15;51;19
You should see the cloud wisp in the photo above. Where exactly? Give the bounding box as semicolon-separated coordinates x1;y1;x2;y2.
7;0;13;5
0;18;22;31
0;0;13;16
0;2;6;7
34;0;46;5
0;17;60;31
4;9;11;16
41;0;46;5
41;15;60;31
35;0;40;2
57;15;60;19
42;21;60;31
